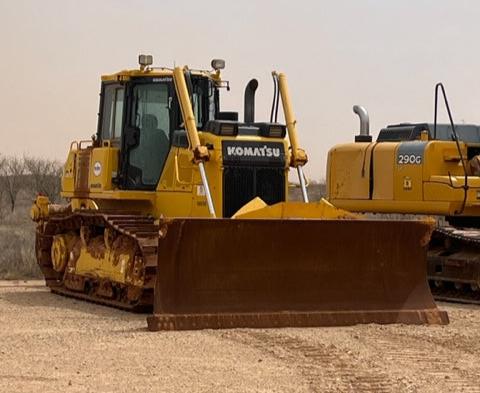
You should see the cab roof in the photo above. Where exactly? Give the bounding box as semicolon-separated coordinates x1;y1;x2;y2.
101;68;220;82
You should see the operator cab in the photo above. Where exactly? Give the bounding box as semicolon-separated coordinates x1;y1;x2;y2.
97;56;220;190
88;55;292;218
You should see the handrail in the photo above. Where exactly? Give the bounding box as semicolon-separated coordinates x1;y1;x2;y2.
274;71;309;202
78;140;93;150
434;82;468;214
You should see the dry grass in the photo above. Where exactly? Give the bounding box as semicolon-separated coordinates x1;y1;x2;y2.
289;182;325;202
0;227;39;279
0;193;41;279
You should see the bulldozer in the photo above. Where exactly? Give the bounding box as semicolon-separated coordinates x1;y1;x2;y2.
327;83;480;304
30;56;448;330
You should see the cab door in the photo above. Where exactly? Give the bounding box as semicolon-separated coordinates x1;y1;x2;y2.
86;83;125;191
121;80;174;190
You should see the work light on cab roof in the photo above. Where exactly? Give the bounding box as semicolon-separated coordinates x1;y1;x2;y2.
138;54;153;70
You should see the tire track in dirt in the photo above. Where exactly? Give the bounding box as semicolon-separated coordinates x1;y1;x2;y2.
220;330;403;393
358;327;480;393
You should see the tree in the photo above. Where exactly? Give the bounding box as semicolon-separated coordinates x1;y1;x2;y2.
0;156;25;212
0;155;6;216
24;156;63;202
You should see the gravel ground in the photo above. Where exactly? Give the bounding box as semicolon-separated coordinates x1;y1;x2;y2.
1;281;479;393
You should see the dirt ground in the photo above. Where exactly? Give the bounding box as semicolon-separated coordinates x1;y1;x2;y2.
0;281;479;393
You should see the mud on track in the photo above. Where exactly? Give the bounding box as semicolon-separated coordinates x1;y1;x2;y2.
1;281;479;393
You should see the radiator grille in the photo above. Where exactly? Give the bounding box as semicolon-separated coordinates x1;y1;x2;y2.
223;166;285;217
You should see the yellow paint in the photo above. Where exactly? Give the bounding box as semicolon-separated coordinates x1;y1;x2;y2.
328;138;480;216
30;195;50;221
372;143;394;200
173;67;206;161
276;72;308;167
232;197;268;217
75;245;134;284
101;68;221;83
234;199;359;219
88;147;119;191
61;149;76;193
51;233;77;272
326;143;372;200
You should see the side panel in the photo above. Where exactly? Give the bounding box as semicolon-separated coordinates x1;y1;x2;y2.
155;147;213;218
75;148;91;193
327;143;373;200
423;140;467;179
61;150;76;193
372;143;396;200
158;148;194;193
393;141;426;202
88;147;119;191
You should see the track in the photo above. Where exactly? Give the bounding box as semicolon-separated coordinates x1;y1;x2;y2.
35;212;480;309
35;211;159;311
430;282;480;305
224;330;396;392
220;325;480;393
428;225;480;305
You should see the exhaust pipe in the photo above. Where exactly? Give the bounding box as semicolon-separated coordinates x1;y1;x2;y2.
244;79;258;124
353;105;372;142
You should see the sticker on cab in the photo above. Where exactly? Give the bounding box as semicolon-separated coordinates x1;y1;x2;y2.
93;161;102;176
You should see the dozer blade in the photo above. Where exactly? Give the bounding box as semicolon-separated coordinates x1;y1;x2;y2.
147;219;448;331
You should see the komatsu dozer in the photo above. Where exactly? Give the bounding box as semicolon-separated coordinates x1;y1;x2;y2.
327;83;480;304
31;56;448;330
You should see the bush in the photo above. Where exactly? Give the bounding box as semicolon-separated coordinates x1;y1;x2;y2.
0;225;41;279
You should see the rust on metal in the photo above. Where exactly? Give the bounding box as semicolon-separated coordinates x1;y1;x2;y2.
147;219;449;331
74;149;91;193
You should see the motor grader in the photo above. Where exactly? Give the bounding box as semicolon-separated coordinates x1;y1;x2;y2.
327;84;480;305
30;56;447;330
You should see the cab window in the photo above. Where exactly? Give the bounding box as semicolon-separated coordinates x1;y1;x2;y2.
127;83;171;187
101;84;124;141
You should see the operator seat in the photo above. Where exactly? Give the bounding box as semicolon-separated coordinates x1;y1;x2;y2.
129;114;170;186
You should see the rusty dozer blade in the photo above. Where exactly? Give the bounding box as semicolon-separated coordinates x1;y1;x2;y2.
147;218;448;331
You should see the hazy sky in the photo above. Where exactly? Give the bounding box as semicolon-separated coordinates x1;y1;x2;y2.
1;0;480;180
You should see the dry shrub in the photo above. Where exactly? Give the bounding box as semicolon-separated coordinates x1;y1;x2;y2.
0;226;41;279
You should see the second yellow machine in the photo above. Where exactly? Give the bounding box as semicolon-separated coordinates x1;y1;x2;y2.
328;85;480;304
31;56;447;329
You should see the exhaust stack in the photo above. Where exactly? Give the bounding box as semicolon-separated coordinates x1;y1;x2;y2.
244;79;258;124
353;105;372;142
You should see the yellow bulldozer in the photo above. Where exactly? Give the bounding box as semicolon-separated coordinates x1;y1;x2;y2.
30;56;447;330
327;83;480;304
